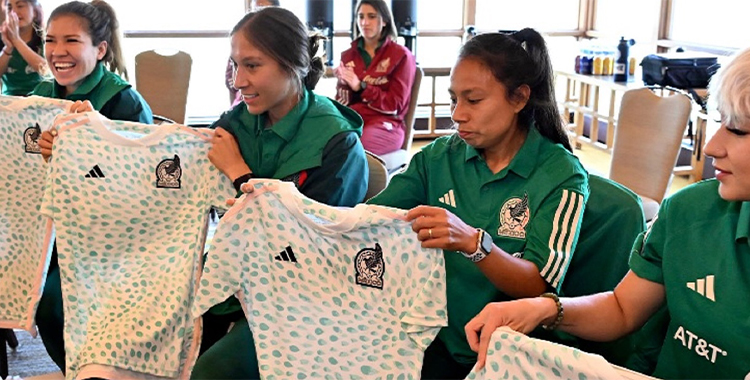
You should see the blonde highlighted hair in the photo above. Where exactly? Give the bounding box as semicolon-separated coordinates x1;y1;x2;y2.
709;48;750;128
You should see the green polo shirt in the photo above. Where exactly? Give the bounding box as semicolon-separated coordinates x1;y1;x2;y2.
629;179;750;379
32;62;152;123
369;126;589;364
356;38;382;68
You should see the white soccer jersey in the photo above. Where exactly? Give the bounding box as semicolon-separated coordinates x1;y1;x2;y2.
0;95;71;333
40;112;235;380
193;179;448;379
466;327;628;380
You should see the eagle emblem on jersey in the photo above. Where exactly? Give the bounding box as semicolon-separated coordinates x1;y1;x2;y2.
375;57;391;73
23;123;42;154
355;243;385;289
498;193;530;239
155;154;182;189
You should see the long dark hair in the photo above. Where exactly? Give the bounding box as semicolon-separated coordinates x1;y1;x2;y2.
48;0;128;79
353;0;397;42
459;29;571;152
232;7;325;91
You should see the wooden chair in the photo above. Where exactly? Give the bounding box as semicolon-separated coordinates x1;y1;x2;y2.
364;151;389;201
609;88;692;221
379;65;423;175
135;50;192;124
541;174;646;365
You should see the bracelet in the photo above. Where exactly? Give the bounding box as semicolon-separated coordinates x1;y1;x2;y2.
539;292;564;330
232;172;254;192
1;47;11;55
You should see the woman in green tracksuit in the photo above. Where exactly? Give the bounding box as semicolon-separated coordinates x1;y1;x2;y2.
33;0;151;372
191;7;368;379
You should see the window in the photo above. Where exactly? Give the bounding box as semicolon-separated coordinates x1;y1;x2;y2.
670;0;749;49
475;0;579;32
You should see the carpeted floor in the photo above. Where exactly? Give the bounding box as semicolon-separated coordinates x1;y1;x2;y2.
5;329;59;378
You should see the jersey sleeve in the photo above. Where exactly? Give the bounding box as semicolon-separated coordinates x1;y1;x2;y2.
400;249;448;350
629;200;670;284
192;222;245;318
523;179;588;292
366;150;429;209
299;132;368;207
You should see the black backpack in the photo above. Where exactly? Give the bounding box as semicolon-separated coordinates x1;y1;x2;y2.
641;52;719;90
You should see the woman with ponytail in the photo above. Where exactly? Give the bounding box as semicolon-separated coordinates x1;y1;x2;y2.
192;7;367;378
32;0;152;373
368;29;589;378
32;0;151;123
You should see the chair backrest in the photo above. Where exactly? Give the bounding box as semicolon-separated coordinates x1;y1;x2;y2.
364;151;389;201
135;50;192;124
609;87;692;203
556;174;646;365
401;65;423;152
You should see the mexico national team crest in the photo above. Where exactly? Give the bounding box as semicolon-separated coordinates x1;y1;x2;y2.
155;154;182;189
376;57;391;73
23;123;42;154
498;193;530;239
355;243;385;289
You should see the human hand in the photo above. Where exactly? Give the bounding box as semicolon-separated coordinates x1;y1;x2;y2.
1;24;14;53
5;12;20;43
406;205;479;253
70;100;94;113
336;66;362;91
465;297;556;369
225;182;255;207
39;129;57;162
208;127;251;180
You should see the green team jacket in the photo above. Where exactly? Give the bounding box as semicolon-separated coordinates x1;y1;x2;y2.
32;62;152;123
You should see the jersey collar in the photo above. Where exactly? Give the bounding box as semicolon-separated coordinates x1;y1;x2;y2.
256;89;310;142
50;62;106;99
736;201;750;242
463;124;542;179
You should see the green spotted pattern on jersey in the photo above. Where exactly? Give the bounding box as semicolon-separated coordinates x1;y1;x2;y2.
466;327;624;380
0;95;71;333
193;180;448;380
40;113;235;379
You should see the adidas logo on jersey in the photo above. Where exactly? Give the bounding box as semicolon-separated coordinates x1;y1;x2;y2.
438;189;456;207
274;246;298;263
84;165;105;178
686;274;715;301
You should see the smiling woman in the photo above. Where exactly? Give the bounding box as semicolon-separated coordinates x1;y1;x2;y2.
191;7;369;378
30;0;152;373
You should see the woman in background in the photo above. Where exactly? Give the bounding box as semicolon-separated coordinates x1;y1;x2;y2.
0;0;46;95
34;0;152;372
335;0;416;156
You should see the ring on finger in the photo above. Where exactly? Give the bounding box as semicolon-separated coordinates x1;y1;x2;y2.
428;228;433;239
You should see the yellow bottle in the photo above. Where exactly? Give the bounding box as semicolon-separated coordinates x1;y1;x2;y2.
603;55;613;75
593;55;603;75
629;56;637;76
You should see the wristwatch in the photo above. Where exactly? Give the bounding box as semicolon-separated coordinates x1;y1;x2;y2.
461;229;492;263
358;81;367;92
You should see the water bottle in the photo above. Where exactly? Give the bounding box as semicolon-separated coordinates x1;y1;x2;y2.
614;37;635;82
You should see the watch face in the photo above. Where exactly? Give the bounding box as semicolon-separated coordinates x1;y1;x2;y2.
480;231;493;253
